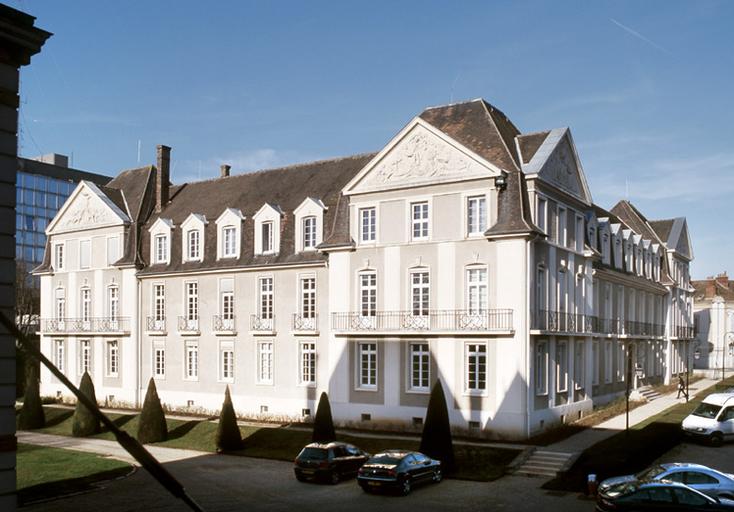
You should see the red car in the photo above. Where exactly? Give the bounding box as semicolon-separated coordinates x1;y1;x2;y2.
294;442;370;484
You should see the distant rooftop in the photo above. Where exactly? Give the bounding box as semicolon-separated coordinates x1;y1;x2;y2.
18;154;111;186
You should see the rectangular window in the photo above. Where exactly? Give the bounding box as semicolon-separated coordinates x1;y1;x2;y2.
467;196;487;235
108;287;119;321
359;207;376;242
80;340;91;374
259;277;273;319
187;230;200;260
261;222;273;253
303;216;317;250
153;284;165;322
617;342;626;382
220;346;234;382
106;340;119;377
575;215;584;253
575;340;585;389
81;288;91;322
535;341;548;395
358;342;377;388
154;234;168;264
80;239;91;269
55;288;66;319
106;236;119;266
54;340;64;373
185;342;198;380
535;197;548;233
360;272;377;317
258;341;273;384
411;202;429;240
54;243;64;270
409;342;430;391
300;277;316;319
154;346;165;378
186;282;198;322
536;267;546;316
411;271;429;317
556;340;568;393
557;207;567;247
300;342;316;385
467;268;488;314
604;341;613;383
466;343;487;392
592;340;600;385
223;226;236;257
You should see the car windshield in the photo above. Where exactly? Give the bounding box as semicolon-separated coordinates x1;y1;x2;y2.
636;465;667;480
369;455;402;465
693;403;722;419
299;448;328;460
605;481;639;498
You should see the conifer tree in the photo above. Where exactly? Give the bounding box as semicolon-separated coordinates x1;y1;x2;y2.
137;378;168;444
216;386;242;452
18;373;45;430
419;379;455;471
72;371;101;437
312;392;336;443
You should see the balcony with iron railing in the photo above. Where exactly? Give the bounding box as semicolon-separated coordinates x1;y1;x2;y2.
674;325;695;339
292;313;318;334
178;316;200;334
41;317;130;334
331;309;514;335
146;316;166;334
213;315;236;335
532;310;665;337
251;314;275;334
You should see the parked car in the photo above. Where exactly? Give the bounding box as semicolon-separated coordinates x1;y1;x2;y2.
357;450;442;495
599;462;734;500
293;442;370;484
682;393;734;446
596;480;734;511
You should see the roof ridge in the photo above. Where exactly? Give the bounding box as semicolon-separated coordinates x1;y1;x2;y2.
518;129;552;137
421;97;485;111
479;99;520;171
177;152;378;187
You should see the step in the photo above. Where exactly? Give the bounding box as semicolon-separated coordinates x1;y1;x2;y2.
533;450;574;459
514;469;558;478
523;459;565;469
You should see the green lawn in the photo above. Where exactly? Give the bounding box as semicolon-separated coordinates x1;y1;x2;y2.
543;376;734;492
28;406;519;481
16;443;132;504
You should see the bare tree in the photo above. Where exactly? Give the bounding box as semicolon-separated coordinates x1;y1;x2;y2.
15;261;40;397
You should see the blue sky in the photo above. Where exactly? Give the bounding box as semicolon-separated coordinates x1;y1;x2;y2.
10;0;733;278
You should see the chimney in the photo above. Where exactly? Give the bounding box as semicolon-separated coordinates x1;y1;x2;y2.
715;271;729;287
220;164;231;178
155;145;171;213
706;279;716;297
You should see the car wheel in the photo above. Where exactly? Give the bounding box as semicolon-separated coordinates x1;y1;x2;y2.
361;485;371;494
401;477;412;496
330;471;340;485
433;469;443;483
295;474;306;482
710;433;724;447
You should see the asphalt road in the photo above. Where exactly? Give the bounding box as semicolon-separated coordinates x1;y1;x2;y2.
23;439;734;512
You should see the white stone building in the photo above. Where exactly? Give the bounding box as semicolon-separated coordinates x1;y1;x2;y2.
692;273;734;373
35;99;694;439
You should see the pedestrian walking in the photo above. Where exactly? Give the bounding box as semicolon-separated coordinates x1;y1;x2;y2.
677;374;688;400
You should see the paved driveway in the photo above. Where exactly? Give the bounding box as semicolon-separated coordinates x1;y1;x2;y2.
24;453;595;512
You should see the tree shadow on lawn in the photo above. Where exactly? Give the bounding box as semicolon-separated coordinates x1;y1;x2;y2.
44;409;73;428
110;414;136;429
168;419;208;441
17;466;135;506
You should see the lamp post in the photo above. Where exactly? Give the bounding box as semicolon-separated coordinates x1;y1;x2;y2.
723;332;734;381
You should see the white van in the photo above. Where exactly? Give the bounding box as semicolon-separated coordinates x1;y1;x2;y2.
682;393;734;446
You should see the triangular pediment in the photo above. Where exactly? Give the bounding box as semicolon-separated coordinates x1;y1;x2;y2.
344;118;502;195
670;218;693;260
523;128;592;205
47;181;129;235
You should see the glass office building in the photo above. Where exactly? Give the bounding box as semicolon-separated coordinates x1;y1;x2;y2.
15;154;110;271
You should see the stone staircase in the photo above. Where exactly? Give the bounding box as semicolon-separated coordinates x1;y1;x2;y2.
513;449;575;478
637;385;662;402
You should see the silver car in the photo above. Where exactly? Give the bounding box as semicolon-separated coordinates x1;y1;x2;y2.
599;463;734;500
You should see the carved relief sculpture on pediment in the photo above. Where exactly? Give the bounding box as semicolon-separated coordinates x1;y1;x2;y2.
58;190;117;230
543;140;581;197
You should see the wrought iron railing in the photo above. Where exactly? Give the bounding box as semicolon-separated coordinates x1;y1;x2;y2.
331;309;513;332
178;316;199;332
146;316;166;332
675;325;694;339
251;314;275;331
533;310;664;337
213;315;236;332
292;313;318;331
41;317;130;333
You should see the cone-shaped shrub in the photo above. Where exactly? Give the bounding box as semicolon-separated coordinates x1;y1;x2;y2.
18;374;45;430
312;392;336;443
137;378;168;444
216;386;242;452
419;379;455;472
72;371;100;437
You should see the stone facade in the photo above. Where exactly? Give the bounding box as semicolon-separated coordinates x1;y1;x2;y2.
692;273;734;372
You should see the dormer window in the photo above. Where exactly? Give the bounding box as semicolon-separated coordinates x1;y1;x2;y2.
303;216;316;250
181;213;207;263
223;226;237;258
294;197;326;253
187;230;200;260
154;234;168;264
262;222;273;253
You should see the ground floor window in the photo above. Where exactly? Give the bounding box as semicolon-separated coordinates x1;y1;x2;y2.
617;342;626;382
535;340;548;395
574;340;584;389
300;341;316;385
106;340;118;377
258;341;273;384
154;345;165;378
465;343;487;392
185;341;198;380
409;342;430;392
358;342;377;389
592;340;600;385
54;339;64;374
556;340;568;393
220;342;234;382
604;341;613;384
79;340;91;375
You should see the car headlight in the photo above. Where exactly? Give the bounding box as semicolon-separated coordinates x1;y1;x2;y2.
697;427;705;432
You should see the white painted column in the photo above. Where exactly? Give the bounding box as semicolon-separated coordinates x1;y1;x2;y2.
327;251;351;404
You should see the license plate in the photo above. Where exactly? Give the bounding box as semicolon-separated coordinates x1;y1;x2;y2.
301;470;314;475
368;481;380;486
